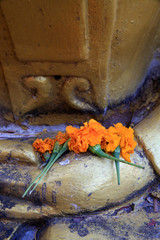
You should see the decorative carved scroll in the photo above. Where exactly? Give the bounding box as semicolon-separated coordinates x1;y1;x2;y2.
22;76;53;114
62;77;96;112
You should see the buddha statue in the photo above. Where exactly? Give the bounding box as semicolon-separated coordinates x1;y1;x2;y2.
0;0;160;239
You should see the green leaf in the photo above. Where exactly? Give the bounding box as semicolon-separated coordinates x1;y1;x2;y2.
113;146;121;185
28;139;70;195
88;144;144;169
22;139;70;198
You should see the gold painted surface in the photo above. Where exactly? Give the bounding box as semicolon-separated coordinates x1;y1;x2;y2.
0;0;159;230
0;0;158;116
108;0;160;104
1;0;153;116
1;0;88;62
0;63;11;111
135;105;160;176
39;208;160;240
0;139;154;218
0;140;40;166
0;197;60;220
21;76;54;114
62;77;96;112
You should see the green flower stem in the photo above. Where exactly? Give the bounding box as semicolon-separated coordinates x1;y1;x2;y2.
29;154;58;195
88;144;144;169
39;152;51;168
53;141;63;154
51;139;70;160
28;139;70;195
22;152;57;198
113;146;121;185
22;141;64;198
43;151;51;161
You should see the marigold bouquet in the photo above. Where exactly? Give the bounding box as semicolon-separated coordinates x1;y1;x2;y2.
22;119;144;198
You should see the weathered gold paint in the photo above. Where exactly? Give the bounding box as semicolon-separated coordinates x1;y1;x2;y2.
0;0;160;117
0;220;21;240
0;198;60;220
39;207;160;240
0;0;159;234
108;0;160;103
0;140;154;218
0;140;40;166
0;63;11;111
1;0;88;62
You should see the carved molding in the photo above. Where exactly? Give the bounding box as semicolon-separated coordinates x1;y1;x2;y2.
14;76;96;116
22;76;54;114
62;77;96;112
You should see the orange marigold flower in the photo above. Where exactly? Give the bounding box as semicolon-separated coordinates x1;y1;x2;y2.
101;123;137;162
66;125;79;137
66;125;88;153
68;135;89;153
55;131;69;145
82;119;107;146
66;119;107;153
32;138;55;158
101;126;121;152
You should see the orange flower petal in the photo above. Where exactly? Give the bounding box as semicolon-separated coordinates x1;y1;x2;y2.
32;138;55;159
55;131;69;145
102;123;137;162
121;152;131;162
